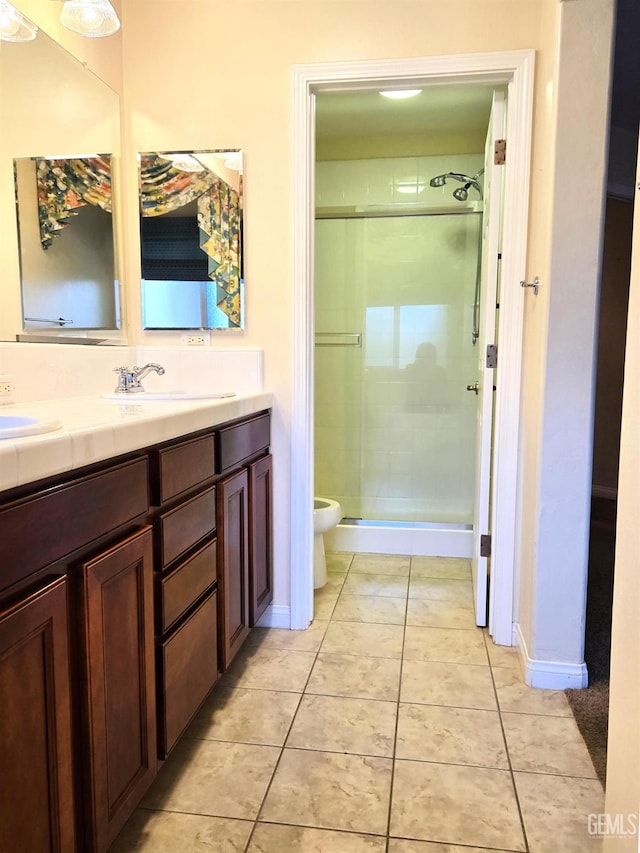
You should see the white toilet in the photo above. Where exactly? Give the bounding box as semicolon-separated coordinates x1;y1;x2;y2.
313;498;342;589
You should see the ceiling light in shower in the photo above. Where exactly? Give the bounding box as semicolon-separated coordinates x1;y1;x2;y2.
0;1;38;42
158;153;205;173
223;153;243;171
379;89;422;100
59;0;120;37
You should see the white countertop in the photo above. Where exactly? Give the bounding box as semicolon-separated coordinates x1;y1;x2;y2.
0;391;273;493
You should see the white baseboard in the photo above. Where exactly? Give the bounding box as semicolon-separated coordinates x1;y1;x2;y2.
325;524;473;558
255;605;291;629
513;623;588;689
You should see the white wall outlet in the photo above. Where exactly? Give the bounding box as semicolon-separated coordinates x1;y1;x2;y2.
0;375;15;403
181;332;210;346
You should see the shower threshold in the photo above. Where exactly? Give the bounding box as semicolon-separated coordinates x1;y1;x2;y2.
341;517;471;531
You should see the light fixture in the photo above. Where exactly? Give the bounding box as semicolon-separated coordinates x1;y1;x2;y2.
223;153;242;171
0;1;38;42
60;0;120;37
379;89;422;100
158;153;205;173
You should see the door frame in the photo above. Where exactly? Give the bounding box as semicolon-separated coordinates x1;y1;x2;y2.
290;50;535;643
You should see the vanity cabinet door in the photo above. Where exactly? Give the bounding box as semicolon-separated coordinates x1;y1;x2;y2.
0;576;75;853
217;468;250;669
77;526;156;853
158;590;218;758
248;453;273;626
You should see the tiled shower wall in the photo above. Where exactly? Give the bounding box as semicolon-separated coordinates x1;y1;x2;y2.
316;154;484;209
315;154;483;525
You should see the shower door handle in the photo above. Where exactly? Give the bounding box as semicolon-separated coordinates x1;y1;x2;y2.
466;382;479;395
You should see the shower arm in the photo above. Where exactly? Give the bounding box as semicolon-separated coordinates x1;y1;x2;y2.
461;178;483;196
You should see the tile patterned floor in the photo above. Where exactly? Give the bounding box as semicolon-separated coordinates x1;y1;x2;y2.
112;552;604;853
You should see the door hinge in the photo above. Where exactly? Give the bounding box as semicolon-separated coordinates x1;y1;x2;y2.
486;344;497;369
494;139;506;165
480;534;492;558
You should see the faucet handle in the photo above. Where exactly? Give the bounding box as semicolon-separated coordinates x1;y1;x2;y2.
112;366;132;393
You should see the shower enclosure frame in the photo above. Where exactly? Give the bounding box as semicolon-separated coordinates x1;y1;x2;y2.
290;50;535;646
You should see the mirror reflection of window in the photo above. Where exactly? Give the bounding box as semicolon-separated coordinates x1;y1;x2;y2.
138;150;244;331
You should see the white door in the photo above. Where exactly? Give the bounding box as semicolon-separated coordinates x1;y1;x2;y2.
471;89;506;626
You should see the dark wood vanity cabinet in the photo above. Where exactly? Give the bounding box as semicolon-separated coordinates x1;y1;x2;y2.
217;468;250;670
0;576;75;853
0;407;273;851
149;433;219;759
248;453;273;626
77;527;156;853
0;455;154;853
216;414;273;667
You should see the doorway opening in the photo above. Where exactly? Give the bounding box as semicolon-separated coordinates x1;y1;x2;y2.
290;52;535;640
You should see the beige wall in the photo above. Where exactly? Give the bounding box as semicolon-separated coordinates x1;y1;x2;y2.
604;148;640;853
121;0;556;608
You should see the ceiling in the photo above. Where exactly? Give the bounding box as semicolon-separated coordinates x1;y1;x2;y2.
316;84;496;140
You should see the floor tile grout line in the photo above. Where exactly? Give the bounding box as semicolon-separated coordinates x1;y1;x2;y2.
243;619;328;853
484;630;532;853
244;562;372;851
383;556;412;852
254;817;390;842
240;570;353;852
239;556;499;850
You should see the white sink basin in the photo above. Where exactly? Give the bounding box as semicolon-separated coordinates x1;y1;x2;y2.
0;415;63;439
101;390;236;401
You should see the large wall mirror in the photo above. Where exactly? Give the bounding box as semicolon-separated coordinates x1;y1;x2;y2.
139;150;244;330
0;9;122;343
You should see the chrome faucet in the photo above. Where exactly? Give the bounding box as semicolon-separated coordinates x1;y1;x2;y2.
113;363;165;393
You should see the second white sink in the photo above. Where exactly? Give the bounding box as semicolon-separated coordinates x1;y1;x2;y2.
101;390;236;401
0;414;63;439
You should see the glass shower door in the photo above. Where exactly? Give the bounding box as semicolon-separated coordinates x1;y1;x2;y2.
315;211;481;526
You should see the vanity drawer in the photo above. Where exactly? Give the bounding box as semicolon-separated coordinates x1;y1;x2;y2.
158;590;218;757
154;486;216;570
215;413;270;474
0;457;149;595
150;435;216;505
156;539;217;633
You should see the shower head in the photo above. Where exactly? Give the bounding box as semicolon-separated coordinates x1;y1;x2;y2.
429;169;484;200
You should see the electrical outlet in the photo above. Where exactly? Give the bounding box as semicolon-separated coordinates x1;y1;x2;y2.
0;375;15;402
181;333;209;346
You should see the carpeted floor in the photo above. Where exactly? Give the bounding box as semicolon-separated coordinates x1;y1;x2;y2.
565;500;616;787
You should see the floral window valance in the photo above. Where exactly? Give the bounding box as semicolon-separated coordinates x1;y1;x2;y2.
198;179;242;328
139;155;218;217
37;156;112;250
